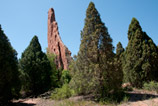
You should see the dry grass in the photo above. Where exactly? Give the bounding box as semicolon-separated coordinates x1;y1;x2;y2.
54;100;97;106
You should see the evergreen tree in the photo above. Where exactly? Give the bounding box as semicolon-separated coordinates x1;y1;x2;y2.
47;53;60;88
60;70;71;85
116;42;124;56
123;18;158;87
70;2;122;98
114;42;124;89
19;36;51;95
0;25;20;104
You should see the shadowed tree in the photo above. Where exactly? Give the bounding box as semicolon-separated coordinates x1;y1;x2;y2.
0;25;20;104
116;42;124;56
19;36;51;95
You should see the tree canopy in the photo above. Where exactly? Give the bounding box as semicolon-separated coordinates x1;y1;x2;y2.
70;2;123;99
0;25;20;104
19;36;51;95
123;18;158;87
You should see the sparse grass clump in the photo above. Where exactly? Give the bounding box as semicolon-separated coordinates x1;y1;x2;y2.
143;81;158;93
55;100;100;106
51;84;75;100
98;90;127;105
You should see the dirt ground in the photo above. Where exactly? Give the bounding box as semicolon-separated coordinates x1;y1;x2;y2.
12;89;158;106
120;89;158;106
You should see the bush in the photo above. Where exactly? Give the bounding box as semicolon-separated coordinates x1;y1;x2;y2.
51;84;74;100
60;70;71;85
47;53;60;88
99;90;126;104
122;83;133;91
143;81;158;92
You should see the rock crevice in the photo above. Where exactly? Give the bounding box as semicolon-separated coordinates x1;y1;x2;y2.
47;8;71;70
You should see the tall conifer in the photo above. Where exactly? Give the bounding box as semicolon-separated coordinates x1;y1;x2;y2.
19;36;51;95
0;25;20;104
116;42;124;56
123;18;158;87
70;2;122;98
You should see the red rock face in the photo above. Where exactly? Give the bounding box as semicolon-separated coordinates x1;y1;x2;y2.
47;8;71;70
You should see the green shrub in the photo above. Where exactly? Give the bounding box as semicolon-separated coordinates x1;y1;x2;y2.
122;83;133;91
47;53;59;88
51;84;74;100
143;81;158;92
60;70;71;85
99;90;126;104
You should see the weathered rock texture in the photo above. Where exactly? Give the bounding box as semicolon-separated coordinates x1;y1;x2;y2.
47;8;71;70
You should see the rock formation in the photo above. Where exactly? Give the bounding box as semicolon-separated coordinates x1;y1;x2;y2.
47;8;72;70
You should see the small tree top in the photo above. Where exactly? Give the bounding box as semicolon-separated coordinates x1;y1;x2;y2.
128;17;142;40
116;42;124;56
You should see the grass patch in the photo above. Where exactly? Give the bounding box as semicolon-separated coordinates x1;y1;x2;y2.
143;81;158;93
51;84;75;100
119;94;129;105
55;100;100;106
98;90;130;105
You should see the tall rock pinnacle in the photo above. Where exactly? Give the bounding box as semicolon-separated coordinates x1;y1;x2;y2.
47;8;72;70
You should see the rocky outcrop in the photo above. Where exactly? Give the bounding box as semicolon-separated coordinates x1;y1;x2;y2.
47;8;71;70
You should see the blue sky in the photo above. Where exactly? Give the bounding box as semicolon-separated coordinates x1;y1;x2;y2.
0;0;158;58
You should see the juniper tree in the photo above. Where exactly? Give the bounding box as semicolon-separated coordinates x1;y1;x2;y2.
0;25;20;104
70;2;123;98
123;18;158;87
114;42;124;87
19;36;51;95
116;42;124;56
46;53;59;87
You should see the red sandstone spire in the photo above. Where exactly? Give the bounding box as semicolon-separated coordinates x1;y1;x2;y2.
48;8;55;23
47;8;72;70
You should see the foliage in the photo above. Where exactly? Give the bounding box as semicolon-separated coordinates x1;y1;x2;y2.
69;55;77;76
98;90;126;104
69;2;123;99
116;42;124;56
143;81;158;92
122;95;129;103
47;52;71;88
50;69;72;100
123;18;158;88
122;83;133;91
19;36;51;96
51;84;74;100
60;70;71;84
115;42;124;89
0;25;20;104
119;95;129;105
47;53;60;88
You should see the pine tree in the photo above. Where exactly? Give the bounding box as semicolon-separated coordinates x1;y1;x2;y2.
19;36;51;95
0;25;20;104
70;2;122;98
123;18;158;87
